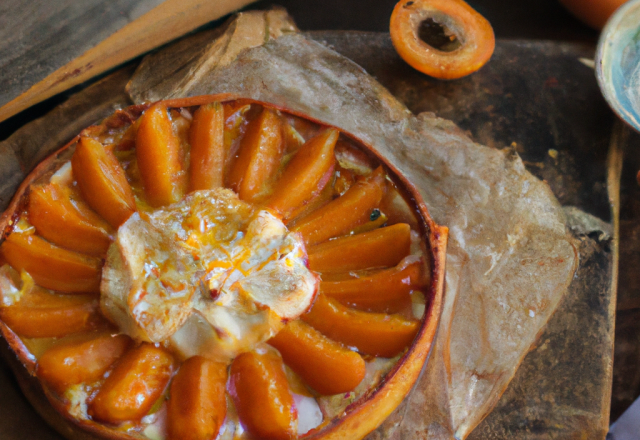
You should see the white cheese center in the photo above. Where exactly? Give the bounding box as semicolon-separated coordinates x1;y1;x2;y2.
100;189;318;362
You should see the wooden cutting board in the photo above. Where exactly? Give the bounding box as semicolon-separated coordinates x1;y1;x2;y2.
0;32;622;439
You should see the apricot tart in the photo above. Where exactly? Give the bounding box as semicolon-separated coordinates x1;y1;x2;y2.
0;95;446;440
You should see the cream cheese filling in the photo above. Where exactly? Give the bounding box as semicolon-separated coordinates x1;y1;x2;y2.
100;188;318;362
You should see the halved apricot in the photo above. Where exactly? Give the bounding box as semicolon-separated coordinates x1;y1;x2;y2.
268;320;365;395
1;233;101;293
267;128;338;220
136;105;186;207
72;137;136;228
28;183;113;256
227;108;284;202
308;223;411;272
292;167;387;246
320;259;427;312
0;291;105;338
229;350;297;440
89;343;175;424
188;102;226;192
302;294;419;357
166;356;228;440
37;334;132;395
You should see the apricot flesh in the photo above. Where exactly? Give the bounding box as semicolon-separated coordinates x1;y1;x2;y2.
188;102;226;192
302;294;419;357
37;334;132;395
167;356;228;440
227;108;284;202
308;223;411;273
320;259;427;312
89;343;175;424
28;183;112;256
136;105;186;207
72;137;136;228
268;320;365;395
229;350;297;440
1;233;101;293
0;291;105;338
267;128;338;220
293;167;387;246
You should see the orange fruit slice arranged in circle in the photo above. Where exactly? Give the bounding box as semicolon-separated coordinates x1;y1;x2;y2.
0;95;447;440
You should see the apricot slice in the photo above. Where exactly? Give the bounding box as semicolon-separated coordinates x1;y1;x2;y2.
229;350;297;440
302;294;419;357
308;223;411;273
72;137;136;228
293;167;387;246
136;105;186;207
89;343;175;424
389;0;495;79
0;291;105;338
267;128;338;220
320;259;427;312
227;108;284;202
166;356;228;440
1;233;101;293
28;183;113;256
188;102;226;192
37;334;132;395
268;320;365;395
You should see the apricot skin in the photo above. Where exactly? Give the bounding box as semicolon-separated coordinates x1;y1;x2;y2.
229;351;297;440
89;343;175;424
166;356;228;440
37;334;132;395
268;320;365;395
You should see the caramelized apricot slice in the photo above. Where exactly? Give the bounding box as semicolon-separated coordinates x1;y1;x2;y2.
89;343;175;423
321;259;427;312
302;294;419;357
227;108;284;202
229;350;297;440
308;223;411;272
188;102;226;192
267;128;338;220
268;320;365;395
167;356;228;440
293;167;387;246
72;137;136;228
37;334;132;395
136;105;186;207
0;291;105;338
1;233;101;293
28;183;113;256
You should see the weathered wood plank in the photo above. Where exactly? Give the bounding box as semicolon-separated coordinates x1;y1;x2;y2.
0;0;255;123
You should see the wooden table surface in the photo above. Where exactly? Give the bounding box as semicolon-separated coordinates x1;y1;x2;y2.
1;0;639;437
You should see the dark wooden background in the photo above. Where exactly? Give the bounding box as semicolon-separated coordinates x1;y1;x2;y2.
3;0;638;430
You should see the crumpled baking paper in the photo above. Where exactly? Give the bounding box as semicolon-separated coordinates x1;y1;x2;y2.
127;11;577;439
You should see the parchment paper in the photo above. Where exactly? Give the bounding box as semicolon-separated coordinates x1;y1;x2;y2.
127;12;578;439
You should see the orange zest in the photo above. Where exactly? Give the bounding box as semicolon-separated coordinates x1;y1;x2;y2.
390;0;495;79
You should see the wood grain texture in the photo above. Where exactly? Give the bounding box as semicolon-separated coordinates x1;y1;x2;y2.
0;0;256;123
